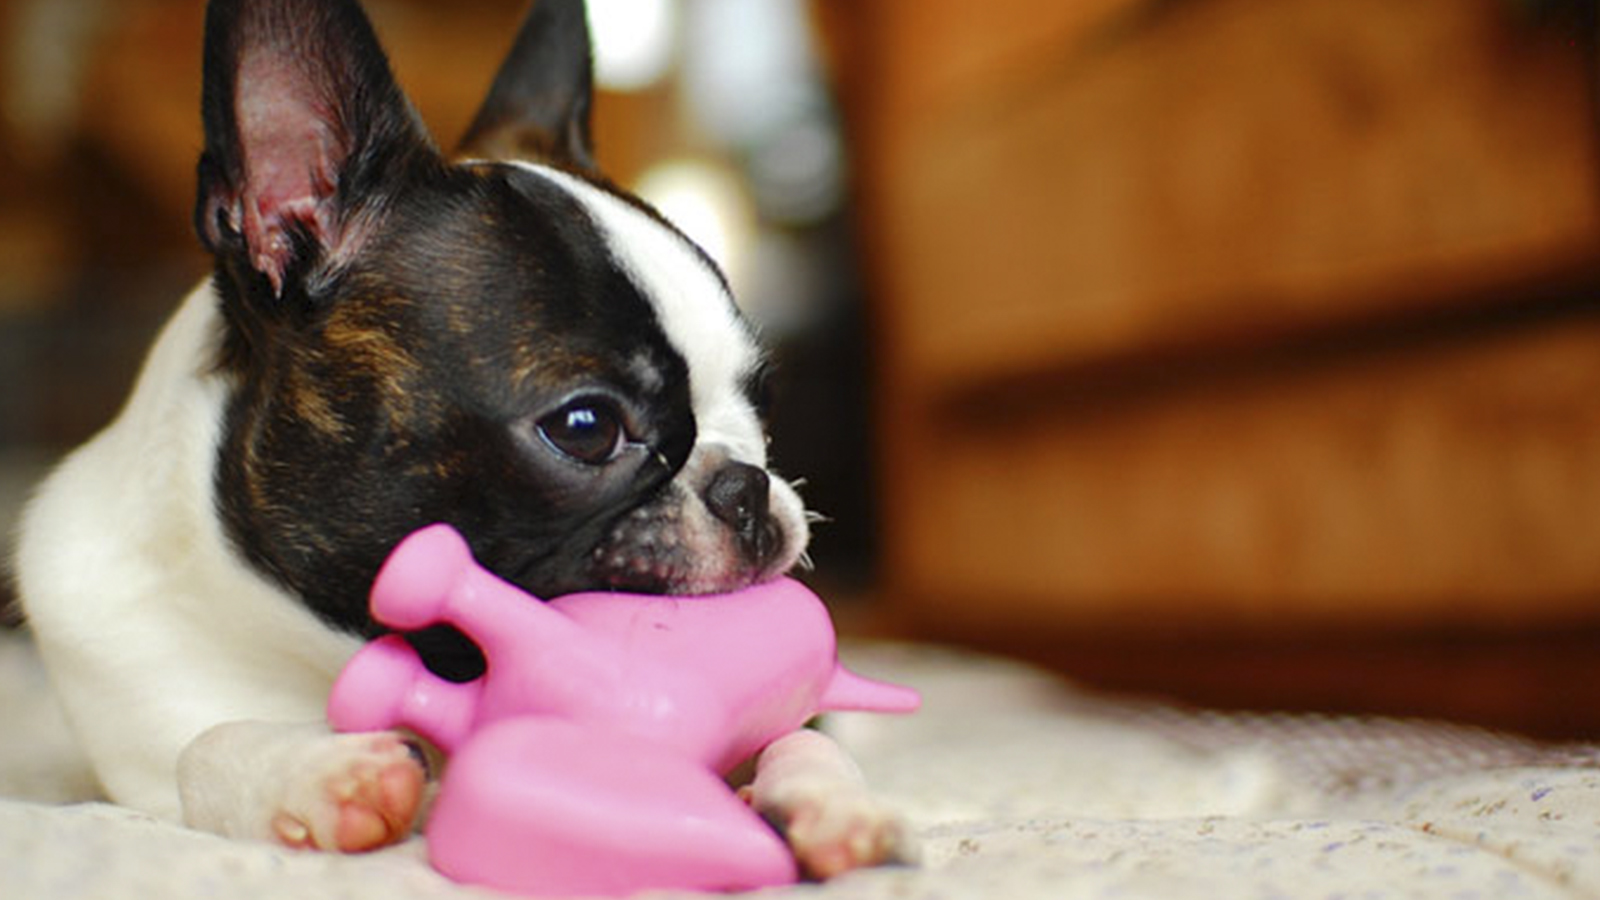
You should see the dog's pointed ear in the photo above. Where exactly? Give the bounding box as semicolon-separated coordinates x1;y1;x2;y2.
456;0;597;170
195;0;436;299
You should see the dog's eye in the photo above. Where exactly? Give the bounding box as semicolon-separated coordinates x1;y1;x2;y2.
537;399;626;465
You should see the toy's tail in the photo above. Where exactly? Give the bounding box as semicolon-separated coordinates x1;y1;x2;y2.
818;667;921;715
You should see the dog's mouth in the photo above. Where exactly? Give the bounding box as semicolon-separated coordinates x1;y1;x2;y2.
586;485;791;595
589;503;699;592
403;475;802;683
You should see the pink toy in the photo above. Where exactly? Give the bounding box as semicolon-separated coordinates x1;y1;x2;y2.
327;523;919;897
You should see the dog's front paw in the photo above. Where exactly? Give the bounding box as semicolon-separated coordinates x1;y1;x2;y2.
181;721;429;852
759;786;916;880
272;732;425;852
743;730;916;881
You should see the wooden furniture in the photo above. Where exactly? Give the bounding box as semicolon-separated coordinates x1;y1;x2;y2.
831;0;1600;733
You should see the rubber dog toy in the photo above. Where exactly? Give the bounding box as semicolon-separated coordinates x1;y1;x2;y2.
327;523;919;897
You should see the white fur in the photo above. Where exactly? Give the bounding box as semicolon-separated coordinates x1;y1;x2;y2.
17;280;361;820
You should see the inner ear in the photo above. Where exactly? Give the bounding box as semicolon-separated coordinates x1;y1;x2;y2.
456;0;597;169
230;49;348;290
196;0;437;299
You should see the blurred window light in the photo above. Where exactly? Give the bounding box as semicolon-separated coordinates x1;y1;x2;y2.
749;110;844;224
587;0;678;91
680;0;844;224
682;0;817;144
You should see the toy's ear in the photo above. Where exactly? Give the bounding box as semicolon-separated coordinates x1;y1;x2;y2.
194;0;437;299
456;0;597;170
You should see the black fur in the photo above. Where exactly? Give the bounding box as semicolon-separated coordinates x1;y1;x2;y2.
215;166;701;634
461;0;597;167
197;0;715;637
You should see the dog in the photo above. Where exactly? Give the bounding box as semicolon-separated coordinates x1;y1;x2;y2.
15;0;906;879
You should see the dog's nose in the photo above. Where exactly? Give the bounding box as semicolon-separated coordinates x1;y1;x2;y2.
703;462;772;554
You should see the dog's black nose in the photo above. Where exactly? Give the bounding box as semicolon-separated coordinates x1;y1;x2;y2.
704;462;772;555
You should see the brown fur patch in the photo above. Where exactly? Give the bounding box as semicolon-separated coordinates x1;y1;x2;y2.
322;297;423;425
286;369;347;438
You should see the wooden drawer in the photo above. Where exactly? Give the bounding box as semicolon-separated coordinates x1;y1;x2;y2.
883;314;1600;636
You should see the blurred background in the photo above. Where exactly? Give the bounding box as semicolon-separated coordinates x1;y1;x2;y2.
4;0;1600;736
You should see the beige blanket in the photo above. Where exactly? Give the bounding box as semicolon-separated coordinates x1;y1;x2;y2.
4;631;1598;899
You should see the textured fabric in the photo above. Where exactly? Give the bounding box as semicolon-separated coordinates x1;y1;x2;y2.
4;632;1599;900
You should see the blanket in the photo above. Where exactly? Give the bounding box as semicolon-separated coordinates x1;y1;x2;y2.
4;630;1598;899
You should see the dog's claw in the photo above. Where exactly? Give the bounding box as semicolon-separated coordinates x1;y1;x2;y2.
272;812;314;849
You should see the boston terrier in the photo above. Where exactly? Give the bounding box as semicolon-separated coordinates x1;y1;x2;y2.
15;0;907;878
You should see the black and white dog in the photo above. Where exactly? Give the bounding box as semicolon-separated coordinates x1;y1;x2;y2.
16;0;904;877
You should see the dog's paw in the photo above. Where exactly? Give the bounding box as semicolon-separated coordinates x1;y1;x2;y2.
757;787;917;880
270;732;425;852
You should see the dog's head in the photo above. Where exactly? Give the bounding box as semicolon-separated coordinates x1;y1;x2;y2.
194;0;809;633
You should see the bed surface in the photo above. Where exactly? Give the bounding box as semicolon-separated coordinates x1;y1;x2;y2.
4;630;1598;900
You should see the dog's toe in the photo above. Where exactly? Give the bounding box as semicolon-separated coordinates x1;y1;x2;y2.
277;733;425;852
333;799;391;852
763;790;916;880
332;753;424;851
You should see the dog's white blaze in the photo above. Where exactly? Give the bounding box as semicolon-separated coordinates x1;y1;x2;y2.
512;163;768;467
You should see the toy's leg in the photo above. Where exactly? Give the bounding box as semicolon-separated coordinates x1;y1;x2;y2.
328;634;481;754
743;729;917;880
178;720;428;852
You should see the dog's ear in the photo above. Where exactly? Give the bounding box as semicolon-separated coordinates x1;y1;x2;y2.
456;0;597;170
195;0;436;299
